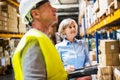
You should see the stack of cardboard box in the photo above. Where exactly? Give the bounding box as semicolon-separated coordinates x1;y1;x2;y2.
99;40;120;66
18;17;27;33
0;3;18;33
97;40;120;80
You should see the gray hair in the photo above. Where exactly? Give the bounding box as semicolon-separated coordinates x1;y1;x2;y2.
58;18;78;38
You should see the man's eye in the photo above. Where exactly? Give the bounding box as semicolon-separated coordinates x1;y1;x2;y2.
69;26;72;28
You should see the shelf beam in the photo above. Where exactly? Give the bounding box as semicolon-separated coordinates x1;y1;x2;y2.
87;9;120;34
0;33;23;38
7;0;19;7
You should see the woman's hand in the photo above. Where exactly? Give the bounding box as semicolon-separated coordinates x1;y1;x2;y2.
75;76;92;80
65;65;75;73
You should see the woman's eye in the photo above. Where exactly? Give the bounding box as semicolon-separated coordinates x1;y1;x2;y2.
73;26;75;28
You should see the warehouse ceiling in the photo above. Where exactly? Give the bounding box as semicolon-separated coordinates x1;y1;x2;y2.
50;0;79;17
1;0;79;15
1;0;79;17
49;0;79;24
18;0;79;23
1;0;79;23
17;0;79;16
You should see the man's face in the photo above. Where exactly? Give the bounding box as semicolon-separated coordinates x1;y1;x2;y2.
37;2;58;25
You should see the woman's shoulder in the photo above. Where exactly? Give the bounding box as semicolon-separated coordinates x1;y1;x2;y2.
76;39;87;47
55;41;65;47
76;39;84;44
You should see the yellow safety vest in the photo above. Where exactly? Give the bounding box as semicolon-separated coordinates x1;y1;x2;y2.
12;29;67;80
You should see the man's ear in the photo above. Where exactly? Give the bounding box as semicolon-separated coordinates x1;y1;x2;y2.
31;9;40;18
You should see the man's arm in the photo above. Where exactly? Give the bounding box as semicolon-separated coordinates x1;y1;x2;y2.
22;42;46;80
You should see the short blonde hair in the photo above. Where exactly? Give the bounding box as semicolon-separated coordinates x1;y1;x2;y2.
58;18;78;38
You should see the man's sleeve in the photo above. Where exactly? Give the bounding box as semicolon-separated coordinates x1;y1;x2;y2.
22;42;46;80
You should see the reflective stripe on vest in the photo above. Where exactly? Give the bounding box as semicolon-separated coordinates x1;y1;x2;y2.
12;29;67;80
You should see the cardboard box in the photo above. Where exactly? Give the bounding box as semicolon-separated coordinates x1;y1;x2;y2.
7;4;17;14
5;57;10;66
97;72;112;80
97;66;113;80
101;53;120;66
98;66;112;75
0;58;5;66
98;54;102;64
0;16;8;21
92;0;99;13
0;21;2;26
113;68;120;80
98;0;114;18
119;54;120;63
89;51;96;61
102;75;112;80
99;40;120;54
1;11;7;17
0;47;3;57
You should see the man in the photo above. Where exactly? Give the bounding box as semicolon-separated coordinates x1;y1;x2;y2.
12;0;67;80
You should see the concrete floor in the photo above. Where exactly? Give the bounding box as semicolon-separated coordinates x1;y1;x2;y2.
0;67;14;80
0;73;14;80
0;75;97;80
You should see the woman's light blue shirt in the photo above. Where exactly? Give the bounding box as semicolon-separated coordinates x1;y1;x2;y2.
55;39;90;69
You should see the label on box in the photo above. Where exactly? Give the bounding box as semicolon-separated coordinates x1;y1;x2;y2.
111;45;114;50
1;58;5;66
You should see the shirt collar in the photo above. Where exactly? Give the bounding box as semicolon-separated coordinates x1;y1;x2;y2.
63;38;78;45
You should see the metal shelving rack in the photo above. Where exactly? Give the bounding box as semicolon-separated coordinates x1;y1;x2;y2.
7;0;19;7
0;0;22;38
85;9;120;63
0;33;23;38
87;9;120;34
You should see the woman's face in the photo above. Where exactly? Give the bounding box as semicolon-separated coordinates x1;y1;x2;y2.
64;21;77;39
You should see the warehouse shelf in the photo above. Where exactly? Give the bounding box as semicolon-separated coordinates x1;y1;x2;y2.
0;33;23;38
86;9;120;35
7;0;19;7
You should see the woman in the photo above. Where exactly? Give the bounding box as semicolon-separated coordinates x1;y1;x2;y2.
55;18;92;80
